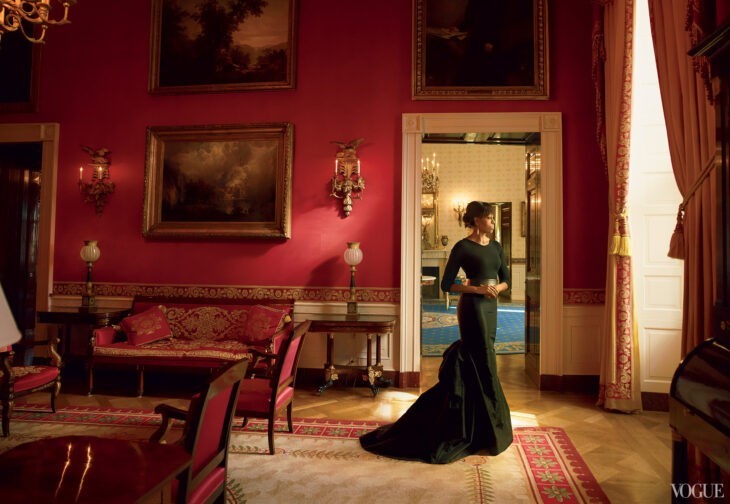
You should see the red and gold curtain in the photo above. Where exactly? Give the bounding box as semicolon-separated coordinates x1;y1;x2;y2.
648;0;716;356
594;0;642;413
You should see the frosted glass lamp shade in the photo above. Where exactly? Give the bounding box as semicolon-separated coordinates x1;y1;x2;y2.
344;242;363;266
80;240;101;263
0;288;21;347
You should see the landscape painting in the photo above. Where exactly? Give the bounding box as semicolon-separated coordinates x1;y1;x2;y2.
143;123;293;239
149;0;298;94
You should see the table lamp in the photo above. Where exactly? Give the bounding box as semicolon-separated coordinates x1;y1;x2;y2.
344;242;363;316
80;240;101;308
0;288;21;347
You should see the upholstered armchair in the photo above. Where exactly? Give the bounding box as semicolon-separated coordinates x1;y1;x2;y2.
236;320;311;455
150;359;248;504
0;334;62;437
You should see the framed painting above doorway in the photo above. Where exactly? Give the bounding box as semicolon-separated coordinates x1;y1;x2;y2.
148;0;298;95
0;34;41;113
412;0;549;100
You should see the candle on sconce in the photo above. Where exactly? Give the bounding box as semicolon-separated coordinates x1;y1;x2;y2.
79;166;83;181
357;159;360;174
97;165;102;180
334;159;338;176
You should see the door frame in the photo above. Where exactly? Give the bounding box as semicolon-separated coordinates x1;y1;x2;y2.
0;123;59;335
400;112;563;379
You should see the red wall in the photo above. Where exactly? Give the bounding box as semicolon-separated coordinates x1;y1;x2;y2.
3;0;606;291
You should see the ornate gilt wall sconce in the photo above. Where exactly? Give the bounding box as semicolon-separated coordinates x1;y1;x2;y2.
330;138;365;217
453;199;466;226
79;146;114;215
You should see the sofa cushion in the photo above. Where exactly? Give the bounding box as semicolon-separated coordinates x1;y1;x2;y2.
93;338;253;362
163;306;248;342
243;305;289;344
120;306;172;346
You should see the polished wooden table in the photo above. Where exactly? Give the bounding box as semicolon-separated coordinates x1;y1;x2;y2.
0;435;191;503
307;313;396;396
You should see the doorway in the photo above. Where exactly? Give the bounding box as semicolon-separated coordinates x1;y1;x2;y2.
0;123;59;362
0;142;42;363
417;137;526;360
400;112;563;387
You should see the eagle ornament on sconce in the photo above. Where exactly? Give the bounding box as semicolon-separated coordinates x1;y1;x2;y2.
330;138;365;217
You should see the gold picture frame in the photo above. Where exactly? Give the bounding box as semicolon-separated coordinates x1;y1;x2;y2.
148;0;298;95
412;0;548;100
143;123;293;239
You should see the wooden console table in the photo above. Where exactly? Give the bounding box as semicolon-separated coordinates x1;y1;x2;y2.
306;313;396;396
37;307;131;375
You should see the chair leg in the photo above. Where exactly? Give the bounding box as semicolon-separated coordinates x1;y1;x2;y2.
241;417;249;428
2;396;13;437
267;417;275;455
137;367;144;397
287;403;293;433
51;380;60;413
88;364;95;396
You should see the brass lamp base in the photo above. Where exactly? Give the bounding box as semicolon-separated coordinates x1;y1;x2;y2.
346;301;358;318
81;294;96;308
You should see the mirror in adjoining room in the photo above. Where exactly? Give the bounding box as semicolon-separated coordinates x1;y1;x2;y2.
420;132;534;359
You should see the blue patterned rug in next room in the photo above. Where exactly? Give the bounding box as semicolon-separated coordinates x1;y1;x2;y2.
421;303;525;356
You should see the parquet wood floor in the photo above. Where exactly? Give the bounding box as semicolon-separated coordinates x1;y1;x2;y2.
22;354;671;503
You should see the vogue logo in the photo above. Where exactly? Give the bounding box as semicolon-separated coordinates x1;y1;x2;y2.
671;483;725;500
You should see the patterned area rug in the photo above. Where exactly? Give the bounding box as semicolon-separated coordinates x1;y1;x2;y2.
2;404;608;504
422;304;525;356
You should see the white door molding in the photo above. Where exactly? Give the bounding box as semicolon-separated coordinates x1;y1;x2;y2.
400;112;563;377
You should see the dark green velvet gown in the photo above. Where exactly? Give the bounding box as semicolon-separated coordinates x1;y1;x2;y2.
359;238;513;464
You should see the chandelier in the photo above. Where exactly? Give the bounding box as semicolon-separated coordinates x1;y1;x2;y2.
421;152;439;193
0;0;75;44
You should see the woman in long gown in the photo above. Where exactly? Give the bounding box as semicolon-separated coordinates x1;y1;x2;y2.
360;201;513;464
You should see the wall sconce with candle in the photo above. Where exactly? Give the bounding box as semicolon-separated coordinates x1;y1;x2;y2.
330;138;365;217
79;146;114;215
453;199;466;226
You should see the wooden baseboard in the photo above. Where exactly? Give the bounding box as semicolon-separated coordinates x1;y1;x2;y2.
539;374;599;394
395;371;420;388
641;392;669;412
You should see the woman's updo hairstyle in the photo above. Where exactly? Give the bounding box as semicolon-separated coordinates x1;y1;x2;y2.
462;201;492;228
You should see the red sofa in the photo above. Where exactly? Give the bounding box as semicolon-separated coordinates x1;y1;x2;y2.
89;296;294;396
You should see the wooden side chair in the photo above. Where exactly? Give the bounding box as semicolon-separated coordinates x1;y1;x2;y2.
150;358;249;504
236;320;311;454
0;334;62;437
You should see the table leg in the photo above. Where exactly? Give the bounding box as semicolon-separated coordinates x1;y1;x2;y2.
374;333;391;390
365;334;382;396
317;333;338;394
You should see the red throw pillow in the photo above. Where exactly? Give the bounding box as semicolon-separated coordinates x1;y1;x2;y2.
243;305;289;344
121;306;172;346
